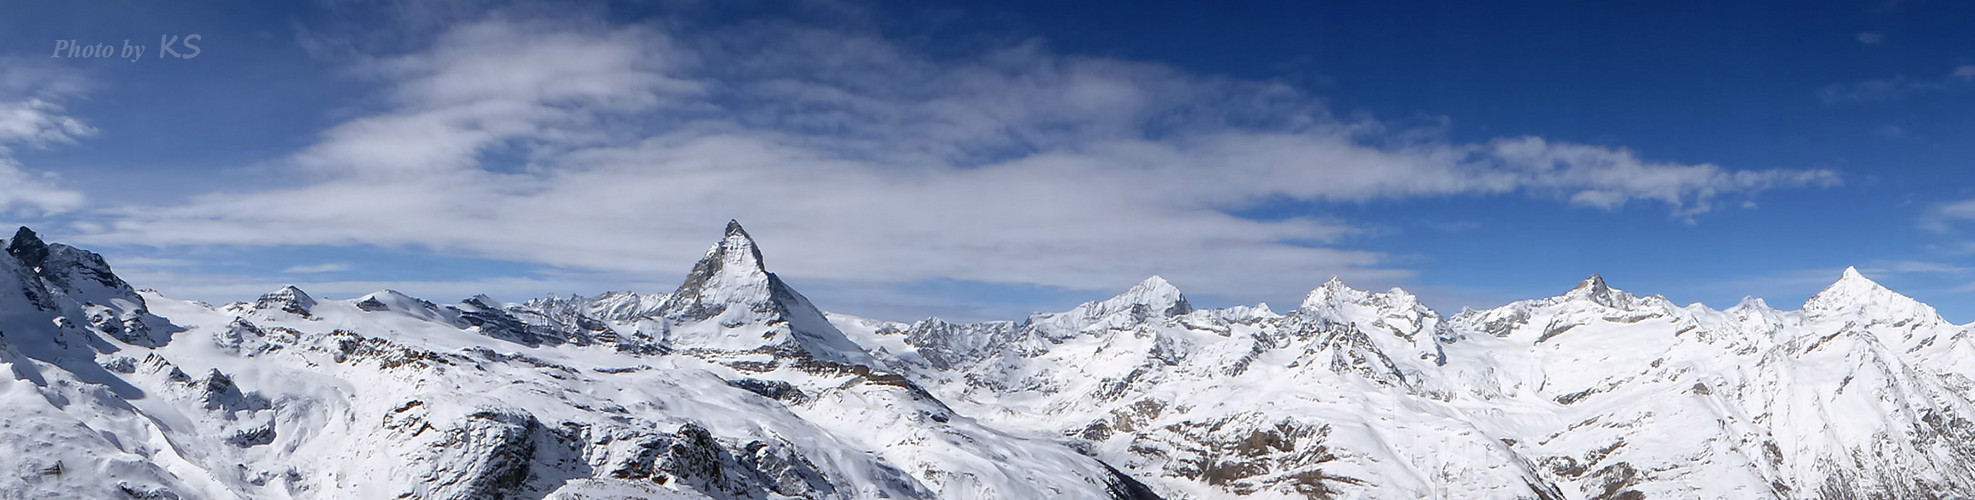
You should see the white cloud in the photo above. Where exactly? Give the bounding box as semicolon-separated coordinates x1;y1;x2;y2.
74;17;1842;310
281;262;355;274
1820;64;1975;105
123;267;666;307
1488;137;1839;215
0;62;91;216
1857;32;1885;45
1924;199;1975;232
0;159;84;216
1863;261;1972;275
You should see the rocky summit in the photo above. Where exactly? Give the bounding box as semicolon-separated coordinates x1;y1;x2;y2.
4;223;1975;499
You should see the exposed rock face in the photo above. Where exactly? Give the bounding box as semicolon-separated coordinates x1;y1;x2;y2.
6;227;51;271
254;286;317;317
0;224;1157;500
836;270;1975;499
652;220;874;365
433;409;542;500
2;226;174;347
11;222;1975;499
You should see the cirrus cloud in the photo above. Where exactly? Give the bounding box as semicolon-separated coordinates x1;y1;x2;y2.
0;60;91;216
72;15;1840;309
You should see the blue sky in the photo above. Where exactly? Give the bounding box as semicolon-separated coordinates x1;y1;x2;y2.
2;0;1974;322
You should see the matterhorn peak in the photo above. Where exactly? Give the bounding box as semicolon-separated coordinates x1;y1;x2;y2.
655;221;872;365
665;221;775;320
719;220;768;270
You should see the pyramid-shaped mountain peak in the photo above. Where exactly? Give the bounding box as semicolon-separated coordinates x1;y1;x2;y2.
1803;266;1935;320
1837;266;1872;285
1129;275;1180;296
1558;272;1634;308
1809;266;1894;301
664;222;776;320
1103;275;1191;316
1574;273;1609;293
656;221;872;365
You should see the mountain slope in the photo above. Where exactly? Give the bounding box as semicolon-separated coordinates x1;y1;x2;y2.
837;270;1975;499
0;224;1156;500
6;222;1975;499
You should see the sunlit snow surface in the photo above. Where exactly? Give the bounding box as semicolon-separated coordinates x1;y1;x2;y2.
5;223;1975;499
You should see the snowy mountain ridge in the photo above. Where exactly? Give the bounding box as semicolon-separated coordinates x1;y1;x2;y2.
3;222;1974;499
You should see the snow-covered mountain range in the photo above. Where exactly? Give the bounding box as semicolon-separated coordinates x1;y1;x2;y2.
4;222;1974;499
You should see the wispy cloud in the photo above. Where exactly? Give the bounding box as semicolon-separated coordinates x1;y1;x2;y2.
1819;64;1975;105
1856;32;1885;45
1862;260;1973;275
1922;199;1975;232
69;13;1842;310
0;59;90;216
124;267;669;306
281;262;354;274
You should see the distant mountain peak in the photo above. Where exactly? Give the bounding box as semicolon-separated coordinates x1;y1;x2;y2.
1071;275;1193;319
724;220;768;270
1803;266;1939;322
1730;296;1772;311
1559;272;1630;308
1300;276;1368;309
254;285;317;316
1127;275;1192;316
663;223;775;321
1579;273;1607;290
658;221;872;365
1808;267;1894;303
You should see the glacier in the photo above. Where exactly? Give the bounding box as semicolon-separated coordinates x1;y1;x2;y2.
2;222;1974;499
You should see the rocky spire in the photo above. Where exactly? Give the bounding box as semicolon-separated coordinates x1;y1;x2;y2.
663;220;774;322
657;220;872;365
6;226;49;270
1561;273;1627;308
